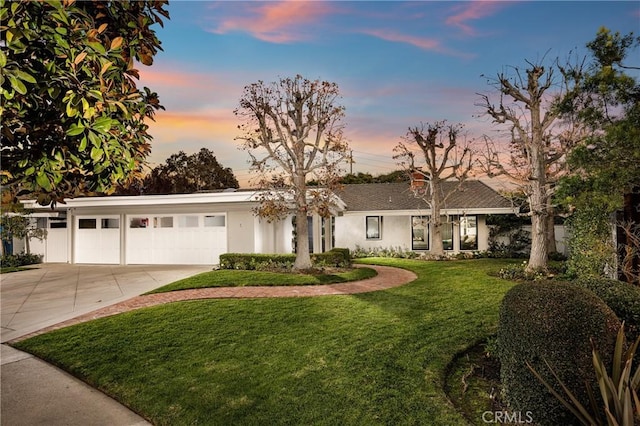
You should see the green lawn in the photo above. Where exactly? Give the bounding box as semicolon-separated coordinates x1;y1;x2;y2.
14;258;516;425
147;266;378;293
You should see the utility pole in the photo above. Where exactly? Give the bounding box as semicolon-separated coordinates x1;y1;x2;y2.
348;150;354;174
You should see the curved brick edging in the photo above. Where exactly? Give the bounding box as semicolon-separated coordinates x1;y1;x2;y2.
11;265;416;343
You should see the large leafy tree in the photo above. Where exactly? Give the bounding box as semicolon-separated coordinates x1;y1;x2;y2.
1;0;169;206
558;28;640;282
142;148;239;194
235;75;349;270
393;121;474;256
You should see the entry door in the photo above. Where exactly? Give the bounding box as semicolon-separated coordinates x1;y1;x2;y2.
75;216;121;264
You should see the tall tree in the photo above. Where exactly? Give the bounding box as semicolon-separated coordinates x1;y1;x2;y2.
235;75;349;270
1;0;168;206
393;121;474;256
478;59;585;272
142;148;239;194
558;28;640;283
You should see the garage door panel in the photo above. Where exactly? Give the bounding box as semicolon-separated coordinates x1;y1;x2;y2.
75;216;120;264
125;214;227;265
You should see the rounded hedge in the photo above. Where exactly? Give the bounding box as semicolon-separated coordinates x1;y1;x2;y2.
497;281;620;426
576;276;640;341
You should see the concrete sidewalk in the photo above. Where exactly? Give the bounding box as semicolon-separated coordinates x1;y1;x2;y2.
1;344;150;426
1;264;211;425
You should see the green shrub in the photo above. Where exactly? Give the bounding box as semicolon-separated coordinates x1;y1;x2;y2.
529;323;640;426
219;248;351;271
313;248;351;268
577;276;640;342
566;204;616;279
1;252;43;268
351;245;418;259
497;281;620;426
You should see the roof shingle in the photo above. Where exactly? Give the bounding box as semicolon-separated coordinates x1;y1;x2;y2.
337;181;512;212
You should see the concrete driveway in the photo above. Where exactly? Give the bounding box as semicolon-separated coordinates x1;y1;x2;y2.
1;263;211;426
1;263;212;343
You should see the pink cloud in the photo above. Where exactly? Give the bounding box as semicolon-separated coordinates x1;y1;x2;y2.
209;1;336;43
359;28;475;59
360;29;441;51
445;1;506;36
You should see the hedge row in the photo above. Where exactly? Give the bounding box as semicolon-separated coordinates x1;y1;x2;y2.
497;281;620;426
219;248;351;271
1;252;43;268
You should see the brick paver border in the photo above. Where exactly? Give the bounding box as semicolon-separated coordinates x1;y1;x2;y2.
11;265;416;343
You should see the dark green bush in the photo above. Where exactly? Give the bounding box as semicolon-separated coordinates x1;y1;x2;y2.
313;248;351;268
1;252;43;268
577;276;640;342
497;281;620;426
219;248;351;271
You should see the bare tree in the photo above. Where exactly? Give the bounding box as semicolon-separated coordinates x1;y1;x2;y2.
393;121;474;256
477;60;586;272
235;75;349;270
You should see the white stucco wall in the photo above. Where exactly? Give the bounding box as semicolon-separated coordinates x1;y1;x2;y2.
335;213;494;253
335;214;412;251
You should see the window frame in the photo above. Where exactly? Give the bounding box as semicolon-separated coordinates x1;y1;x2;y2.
459;215;478;251
365;216;382;240
411;215;429;251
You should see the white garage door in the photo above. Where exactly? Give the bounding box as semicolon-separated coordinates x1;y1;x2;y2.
126;213;227;265
75;216;121;264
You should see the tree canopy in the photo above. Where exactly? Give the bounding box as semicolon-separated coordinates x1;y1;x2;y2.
142;148;239;194
1;0;168;206
559;27;640;208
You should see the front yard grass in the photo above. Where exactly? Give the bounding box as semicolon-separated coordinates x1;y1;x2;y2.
14;258;516;425
147;266;378;293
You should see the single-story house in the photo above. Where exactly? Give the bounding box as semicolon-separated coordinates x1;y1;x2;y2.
16;181;516;265
334;181;515;253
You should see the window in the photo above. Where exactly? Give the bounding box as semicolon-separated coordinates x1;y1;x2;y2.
441;219;454;251
204;215;225;227
50;220;67;229
366;216;382;239
411;216;429;250
36;218;47;229
101;218;119;229
50;217;67;229
78;218;96;229
177;215;199;228
130;217;149;228
154;216;173;228
460;216;478;250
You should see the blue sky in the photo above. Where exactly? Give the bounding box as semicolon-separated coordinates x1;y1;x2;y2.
138;1;640;186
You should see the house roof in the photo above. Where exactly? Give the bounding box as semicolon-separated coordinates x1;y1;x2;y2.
337;181;514;214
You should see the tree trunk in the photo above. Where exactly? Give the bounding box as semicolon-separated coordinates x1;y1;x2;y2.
526;144;548;272
528;212;548;271
525;91;549;273
293;173;312;270
293;210;312;270
429;180;444;256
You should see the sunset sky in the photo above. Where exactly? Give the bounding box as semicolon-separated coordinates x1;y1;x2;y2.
138;1;639;187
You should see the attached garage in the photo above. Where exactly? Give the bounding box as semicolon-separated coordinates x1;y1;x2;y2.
21;188;344;266
21;192;257;265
